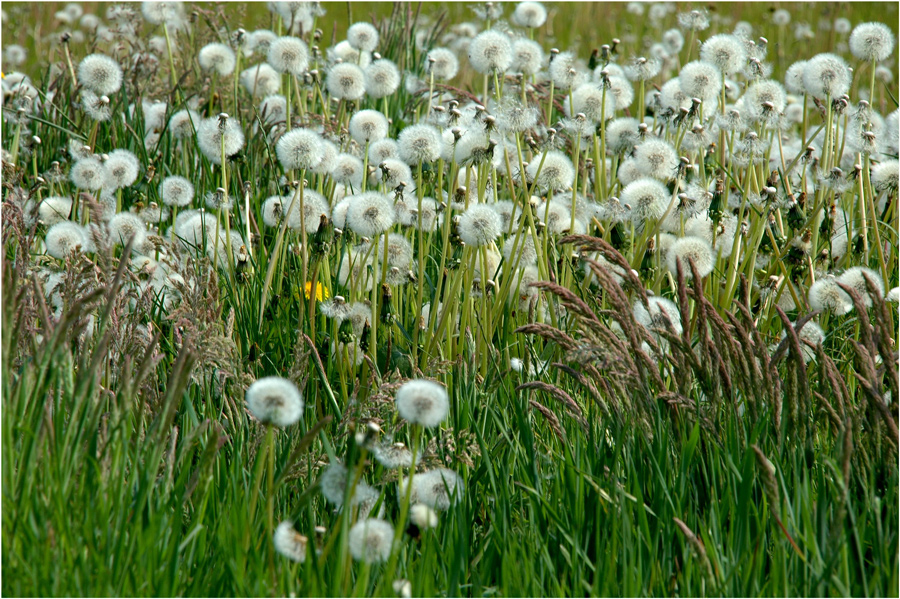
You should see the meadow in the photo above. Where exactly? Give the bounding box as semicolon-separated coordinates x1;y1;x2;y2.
1;1;898;597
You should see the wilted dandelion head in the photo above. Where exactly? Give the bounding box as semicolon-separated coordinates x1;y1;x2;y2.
426;47;459;80
268;36;309;75
78;53;123;95
838;266;885;306
808;276;853;315
240;63;281;96
348;518;394;564
398;124;442;164
196;115;245;164
527;150;575;192
633;138;678;181
667;236;715;278
412;468;464;511
679;60;722;105
364;58;400;98
347;192;394;237
70;156;105;190
700;34;747;76
45;221;89;259
512;1;547;27
468;30;513;74
274;521;307;563
621;178;669;225
567;83;615;122
198;42;236;76
347;22;379;52
245;376;304;427
276;128;323;171
349;109;389;145
103;149;140;190
849;22;895;61
395;379;449;427
510;38;544;75
326;63;366;100
802;53;851;101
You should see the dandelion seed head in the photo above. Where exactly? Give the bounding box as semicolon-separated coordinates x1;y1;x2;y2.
70;156;104;190
802;53;851;101
46;221;89;259
872;159;899;193
373;441;416;469
395;379;449;427
168;109;200;139
196;116;245;164
426;47;459;80
348;22;379;52
468;30;513;74
328;39;372;68
838;266;885;306
678;9;710;31
326;62;367;100
700;34;747;77
398;124;442;164
268;36;309;75
849;22;895;62
679;60;722;105
198;42;236;76
662;28;685;55
621;178;669;225
81;90;112;122
510;38;544;75
103;149;140;190
141;1;186;27
369;138;400;164
348;519;394;564
634;296;683;337
667;236;715;278
412;468;464;511
274;521;307;563
625;56;662;82
331;153;365;188
320;462;378;507
566;83;615;122
276;128;323;171
240;63;281;96
527;150;574;192
78;53;123;95
349;109;389;144
808;276;853;315
512;1;547;28
246;376;304;427
548;51;584;90
347;192;394;237
38;196;73;226
633;138;678;181
606;117;641;154
378;158;413;189
364;58;400;98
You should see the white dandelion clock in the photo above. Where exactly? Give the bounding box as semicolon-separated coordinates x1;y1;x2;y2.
395;379;449;428
348;519;394;564
468;30;513;74
245;376;304;427
364;59;401;98
326;63;366;101
240;63;281;96
274;521;307;563
808;276;853;315
398;124;442;164
802;53;851;101
196;116;245;164
103;149;140;190
849;22;895;62
412;468;464;511
621;178;670;225
45;222;89;259
512;1;547;28
667;236;715;279
276;128;323;171
78;53;123;96
198;43;236;76
346;192;394;237
70;157;105;191
267;36;309;75
838;266;885;307
426;47;459;80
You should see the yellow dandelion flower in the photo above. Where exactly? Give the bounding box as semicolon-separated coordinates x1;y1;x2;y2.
298;281;329;301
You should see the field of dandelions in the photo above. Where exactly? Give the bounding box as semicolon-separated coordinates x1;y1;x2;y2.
2;1;899;596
